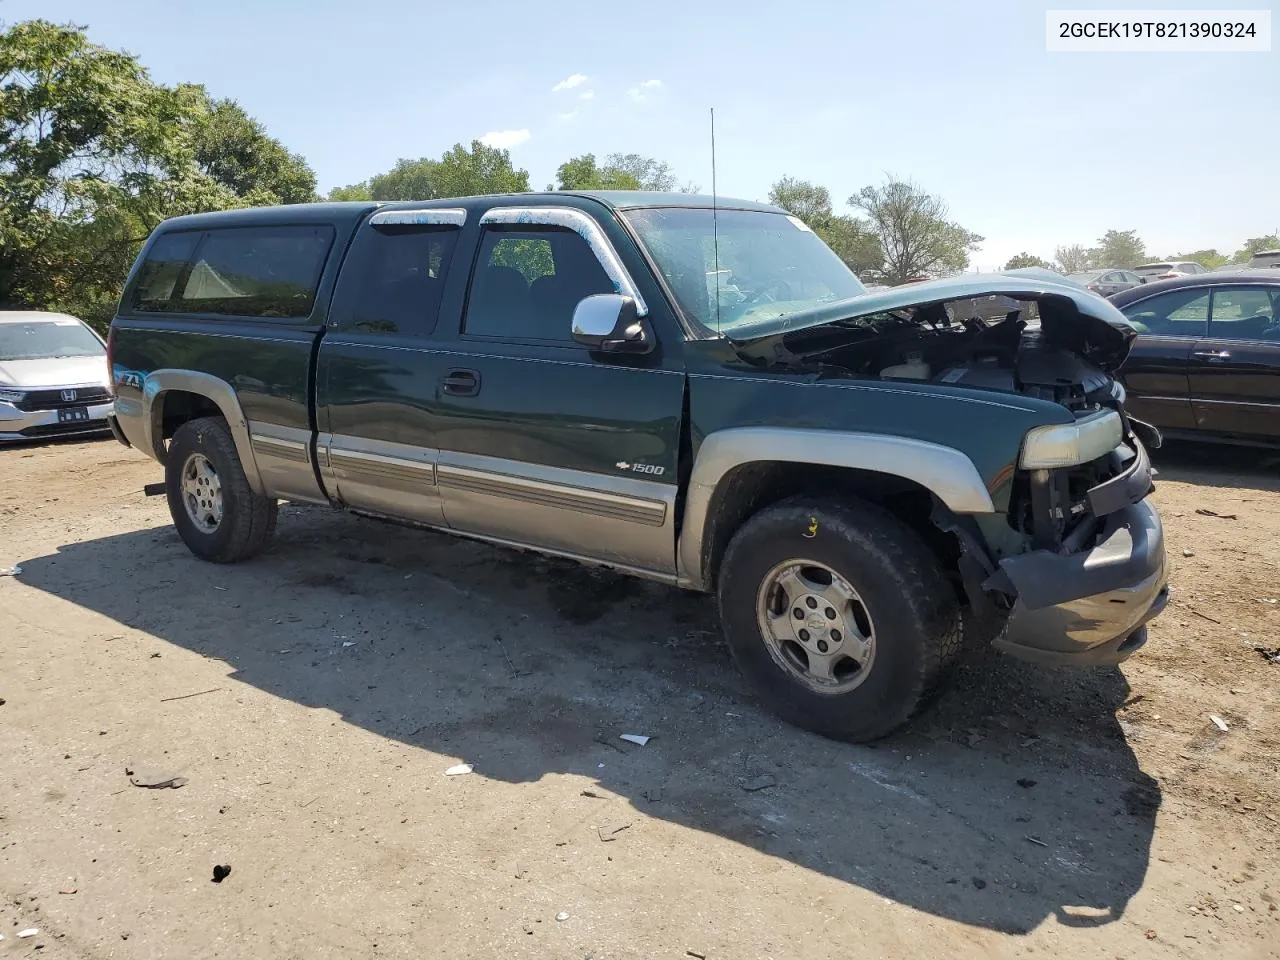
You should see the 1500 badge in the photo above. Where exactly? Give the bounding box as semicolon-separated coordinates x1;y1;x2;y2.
616;461;666;476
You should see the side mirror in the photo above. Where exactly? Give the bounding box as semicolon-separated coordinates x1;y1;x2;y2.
571;294;653;354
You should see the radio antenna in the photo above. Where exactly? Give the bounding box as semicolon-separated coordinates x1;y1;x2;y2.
710;107;721;331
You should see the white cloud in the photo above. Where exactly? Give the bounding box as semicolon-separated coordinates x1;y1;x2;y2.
557;110;578;122
627;79;663;103
579;89;595;101
479;129;531;149
551;73;588;93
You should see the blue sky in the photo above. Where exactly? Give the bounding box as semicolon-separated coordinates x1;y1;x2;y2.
10;0;1279;268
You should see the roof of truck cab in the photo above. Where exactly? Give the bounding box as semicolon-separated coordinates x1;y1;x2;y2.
151;192;783;233
375;192;782;213
153;201;379;232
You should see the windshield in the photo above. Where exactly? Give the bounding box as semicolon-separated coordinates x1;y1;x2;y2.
0;320;104;361
1134;264;1173;273
623;207;866;335
1068;271;1104;283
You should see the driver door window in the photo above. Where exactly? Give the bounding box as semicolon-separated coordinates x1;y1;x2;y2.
1120;289;1209;336
464;228;614;342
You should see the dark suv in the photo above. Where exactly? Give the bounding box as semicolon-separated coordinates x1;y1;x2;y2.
107;193;1169;741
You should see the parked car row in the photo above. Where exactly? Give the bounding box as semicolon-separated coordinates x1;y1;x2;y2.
4;237;1276;460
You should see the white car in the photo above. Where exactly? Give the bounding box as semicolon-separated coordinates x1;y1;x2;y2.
1132;261;1208;283
0;311;113;442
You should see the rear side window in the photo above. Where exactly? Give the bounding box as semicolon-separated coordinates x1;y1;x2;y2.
132;232;201;308
132;225;334;319
329;225;460;336
1209;287;1277;339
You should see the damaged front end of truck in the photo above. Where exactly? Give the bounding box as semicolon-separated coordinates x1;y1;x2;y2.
728;272;1170;665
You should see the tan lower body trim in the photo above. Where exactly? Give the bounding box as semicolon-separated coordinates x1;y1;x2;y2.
435;462;667;526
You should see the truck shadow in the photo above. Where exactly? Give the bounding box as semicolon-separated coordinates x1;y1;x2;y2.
17;505;1158;935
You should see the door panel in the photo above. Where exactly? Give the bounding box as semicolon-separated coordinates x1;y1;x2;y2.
1116;287;1212;431
433;345;685;575
428;214;685;575
1188;340;1280;437
314;217;466;524
1188;287;1280;438
317;334;454;526
1118;337;1196;430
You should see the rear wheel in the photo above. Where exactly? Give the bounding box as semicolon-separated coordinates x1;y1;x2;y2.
717;496;961;742
165;416;277;563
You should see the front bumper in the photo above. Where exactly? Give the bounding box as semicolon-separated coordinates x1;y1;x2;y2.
0;400;114;442
992;497;1168;667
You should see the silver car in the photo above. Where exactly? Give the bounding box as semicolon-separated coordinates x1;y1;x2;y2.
0;311;113;442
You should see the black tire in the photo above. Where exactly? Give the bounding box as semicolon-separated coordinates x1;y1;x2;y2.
165;416;278;563
717;496;961;742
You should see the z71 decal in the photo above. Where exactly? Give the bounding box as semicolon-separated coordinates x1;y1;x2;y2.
615;461;666;476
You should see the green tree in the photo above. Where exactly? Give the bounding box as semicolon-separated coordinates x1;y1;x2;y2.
327;182;374;201
1168;248;1227;270
768;177;836;225
769;177;882;278
602;153;690;191
552;154;642;190
848;176;982;284
1231;234;1280;263
1092;229;1146;268
190;93;316;203
819;216;884;279
0;20;317;332
552;152;694;192
1054;244;1095;274
1004;252;1051;270
368;141;530;201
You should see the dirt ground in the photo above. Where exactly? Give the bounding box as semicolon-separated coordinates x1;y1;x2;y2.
1;437;1277;960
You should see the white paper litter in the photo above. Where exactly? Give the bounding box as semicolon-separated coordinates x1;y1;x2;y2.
17;928;38;938
341;641;357;648
619;734;650;746
0;565;21;577
555;911;569;922
1210;714;1229;732
444;763;473;776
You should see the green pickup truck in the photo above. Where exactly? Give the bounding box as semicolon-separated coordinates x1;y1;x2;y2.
107;193;1168;741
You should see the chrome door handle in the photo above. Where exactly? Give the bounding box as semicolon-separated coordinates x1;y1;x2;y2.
441;369;481;397
1192;350;1230;361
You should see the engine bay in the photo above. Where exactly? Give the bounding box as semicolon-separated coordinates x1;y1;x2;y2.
775;299;1120;413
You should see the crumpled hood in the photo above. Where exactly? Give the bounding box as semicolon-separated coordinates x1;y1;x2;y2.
0;355;110;389
727;272;1138;372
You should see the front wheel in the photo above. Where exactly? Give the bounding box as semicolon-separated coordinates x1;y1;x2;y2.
717;496;961;742
165;416;278;563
